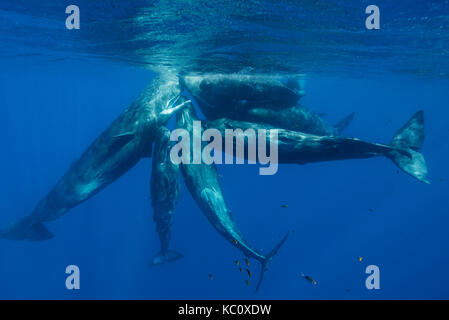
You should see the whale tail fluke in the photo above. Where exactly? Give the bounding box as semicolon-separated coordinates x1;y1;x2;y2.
151;250;183;266
0;217;53;241
255;232;289;292
334;112;355;135
387;110;429;184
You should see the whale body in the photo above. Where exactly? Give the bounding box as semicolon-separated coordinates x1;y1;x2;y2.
0;76;187;241
205;111;428;184
181;73;354;136
176;103;289;291
150;126;183;265
180;74;304;120
241;105;355;136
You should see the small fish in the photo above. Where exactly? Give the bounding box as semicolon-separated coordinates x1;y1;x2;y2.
245;280;251;286
346;288;351;293
244;257;250;267
368;208;374;213
232;239;238;245
239;267;243;273
358;256;363;262
218;174;224;178
281;204;288;208
234;260;239;266
318;113;327;117
440;178;445;182
246;268;252;278
301;273;317;285
208;273;213;280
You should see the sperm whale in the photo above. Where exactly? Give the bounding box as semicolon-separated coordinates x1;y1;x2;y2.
181;73;354;136
0;76;189;241
176;102;289;291
205;110;428;184
151;126;183;265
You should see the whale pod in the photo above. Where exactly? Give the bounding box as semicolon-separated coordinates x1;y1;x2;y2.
181;73;354;136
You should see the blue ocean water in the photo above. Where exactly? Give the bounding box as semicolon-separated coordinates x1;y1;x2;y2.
0;1;449;299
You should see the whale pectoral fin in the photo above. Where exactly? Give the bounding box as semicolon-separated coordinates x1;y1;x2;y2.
161;99;192;116
334;112;355;135
113;131;136;141
114;130;154;158
108;131;137;154
165;94;181;109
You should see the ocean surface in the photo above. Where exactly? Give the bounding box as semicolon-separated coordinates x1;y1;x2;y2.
0;0;448;299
